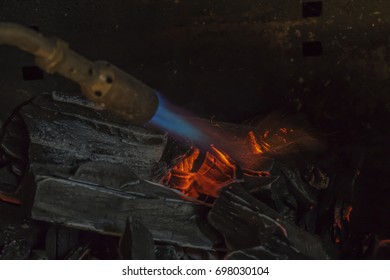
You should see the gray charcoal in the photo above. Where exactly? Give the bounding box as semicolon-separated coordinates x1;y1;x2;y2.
0;239;30;259
32;162;217;249
280;165;318;208
119;217;155;260
0;167;19;193
155;245;179;260
208;184;336;259
242;175;279;193
302;164;329;190
19;92;168;181
65;242;91;260
45;225;80;259
226;236;310;260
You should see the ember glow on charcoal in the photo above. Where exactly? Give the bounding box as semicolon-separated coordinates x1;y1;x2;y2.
163;145;238;198
162;125;311;198
0;193;20;205
150;96;321;199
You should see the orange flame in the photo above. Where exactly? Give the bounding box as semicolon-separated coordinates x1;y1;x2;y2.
164;125;309;198
163;145;238;198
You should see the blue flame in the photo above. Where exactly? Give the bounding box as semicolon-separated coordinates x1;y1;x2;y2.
149;93;210;146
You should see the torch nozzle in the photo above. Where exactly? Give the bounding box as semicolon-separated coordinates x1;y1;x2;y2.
0;22;158;125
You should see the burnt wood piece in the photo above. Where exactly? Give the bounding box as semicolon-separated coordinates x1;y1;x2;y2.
0;239;30;260
0;111;29;196
279;165;318;209
19;92;168;181
155;245;179;260
208;184;336;259
225;236;310;260
119;217;155;260
31;162;217;249
45;225;80;260
0;202;43;251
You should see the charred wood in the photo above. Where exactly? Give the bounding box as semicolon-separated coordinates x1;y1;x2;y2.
31;162;218;249
208;184;336;259
119;217;155;260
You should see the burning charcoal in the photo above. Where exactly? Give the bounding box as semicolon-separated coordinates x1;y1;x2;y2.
32;162;217;249
156;138;193;182
119;217;155;260
208;184;336;259
194;145;237;197
45;225;79;260
225;236;310;260
162;144;239;198
318;149;365;245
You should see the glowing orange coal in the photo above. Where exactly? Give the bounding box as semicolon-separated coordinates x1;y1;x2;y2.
163;128;288;198
163;145;238;198
163;125;314;199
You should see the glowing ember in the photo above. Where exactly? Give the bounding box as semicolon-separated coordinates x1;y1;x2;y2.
194;145;237;197
343;206;353;223
163;129;281;198
163;145;238;198
161;117;313;199
248;130;273;155
0;193;21;205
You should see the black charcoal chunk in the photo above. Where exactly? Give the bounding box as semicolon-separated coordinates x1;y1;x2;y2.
119;217;155;260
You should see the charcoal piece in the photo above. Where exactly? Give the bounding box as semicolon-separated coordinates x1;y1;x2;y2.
249;175;298;224
239;156;274;173
298;208;318;233
242;175;279;193
0;202;42;248
18;92;167;180
302;164;329;190
119;217;155;260
45;225;79;260
31;163;217;249
65;242;91;260
0;239;30;259
0;167;19;193
65;244;89;260
155;245;179;260
155;137;193;182
208;184;335;259
280;165;318;208
0;113;29;162
1;135;24;160
226;236;310;260
371;240;390;260
28;250;48;260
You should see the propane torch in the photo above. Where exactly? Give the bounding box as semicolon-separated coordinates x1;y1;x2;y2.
0;22;158;125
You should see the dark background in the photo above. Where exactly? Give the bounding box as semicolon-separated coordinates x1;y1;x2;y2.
0;0;389;245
